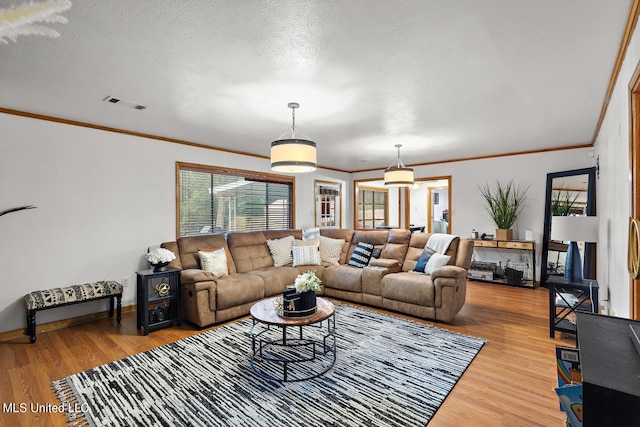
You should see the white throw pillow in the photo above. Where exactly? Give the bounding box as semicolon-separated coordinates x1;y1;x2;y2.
198;248;229;277
266;236;294;267
424;253;451;275
303;227;321;241
294;239;320;248
292;245;321;267
320;236;345;265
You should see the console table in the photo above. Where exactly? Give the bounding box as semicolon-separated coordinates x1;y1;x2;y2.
576;312;640;426
469;239;536;288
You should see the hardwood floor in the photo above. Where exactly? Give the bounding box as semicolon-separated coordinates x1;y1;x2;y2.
0;281;573;427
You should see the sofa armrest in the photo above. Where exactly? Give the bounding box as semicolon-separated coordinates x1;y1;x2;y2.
430;265;467;281
431;265;467;322
180;269;217;286
369;258;400;269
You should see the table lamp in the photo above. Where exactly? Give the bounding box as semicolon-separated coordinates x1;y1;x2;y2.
551;216;598;282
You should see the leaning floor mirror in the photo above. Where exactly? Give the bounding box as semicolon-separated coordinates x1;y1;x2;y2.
540;167;596;288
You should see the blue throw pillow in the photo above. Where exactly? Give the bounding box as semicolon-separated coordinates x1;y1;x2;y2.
348;242;375;268
414;247;436;273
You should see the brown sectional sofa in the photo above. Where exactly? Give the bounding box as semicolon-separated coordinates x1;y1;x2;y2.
161;228;473;328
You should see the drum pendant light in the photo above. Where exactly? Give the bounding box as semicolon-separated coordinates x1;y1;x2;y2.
384;144;414;187
271;102;317;173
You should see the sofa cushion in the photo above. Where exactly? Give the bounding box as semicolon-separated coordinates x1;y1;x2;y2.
381;272;435;306
198;248;230;277
302;227;320;241
323;265;363;292
381;228;411;263
266;235;294;267
319;236;345;265
227;231;274;273
215;274;264;310
177;234;232;271
425;253;451;274
320;229;355;264
293;245;321;266
250;267;300;297
348;242;375;268
414;247;436;272
403;233;460;272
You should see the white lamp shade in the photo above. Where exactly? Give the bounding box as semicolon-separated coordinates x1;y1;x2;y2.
551;216;598;242
271;139;317;173
384;167;414;187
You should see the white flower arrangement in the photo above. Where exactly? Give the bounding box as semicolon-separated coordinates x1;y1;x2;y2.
294;271;322;293
146;248;176;264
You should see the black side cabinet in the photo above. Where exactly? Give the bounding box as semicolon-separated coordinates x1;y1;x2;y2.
136;268;181;335
549;278;598;338
577;312;640;426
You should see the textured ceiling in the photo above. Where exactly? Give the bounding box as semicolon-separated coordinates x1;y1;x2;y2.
0;0;633;172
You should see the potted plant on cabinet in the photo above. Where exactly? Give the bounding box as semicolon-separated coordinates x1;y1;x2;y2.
478;180;529;241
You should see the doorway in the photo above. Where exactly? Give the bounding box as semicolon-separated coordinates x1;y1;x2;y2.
629;59;640;319
406;176;452;234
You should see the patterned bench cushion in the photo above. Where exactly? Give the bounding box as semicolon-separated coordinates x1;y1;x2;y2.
25;281;123;311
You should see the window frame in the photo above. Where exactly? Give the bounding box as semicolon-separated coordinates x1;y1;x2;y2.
175;161;296;238
355;185;389;229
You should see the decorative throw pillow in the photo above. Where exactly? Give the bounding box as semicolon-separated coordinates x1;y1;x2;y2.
198;247;230;277
302;227;321;241
292;245;321;267
348;242;375;268
319;236;345;265
424;253;451;275
414;247;436;273
294;239;320;248
266;236;294;267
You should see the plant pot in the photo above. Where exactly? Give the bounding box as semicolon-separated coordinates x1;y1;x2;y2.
495;228;513;241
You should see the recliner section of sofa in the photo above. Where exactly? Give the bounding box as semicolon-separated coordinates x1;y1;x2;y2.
161;228;472;328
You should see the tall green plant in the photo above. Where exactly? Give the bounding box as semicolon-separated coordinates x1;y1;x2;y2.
550;189;579;216
478;180;529;229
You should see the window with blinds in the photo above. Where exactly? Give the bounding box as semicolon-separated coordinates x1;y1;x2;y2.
177;163;294;237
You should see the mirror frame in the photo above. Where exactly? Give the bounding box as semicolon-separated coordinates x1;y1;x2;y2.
540;167;596;288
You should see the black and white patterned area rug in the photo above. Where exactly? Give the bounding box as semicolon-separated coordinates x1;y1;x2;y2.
53;304;486;427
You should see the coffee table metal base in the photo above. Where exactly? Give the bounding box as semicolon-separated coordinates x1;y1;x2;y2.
250;313;336;382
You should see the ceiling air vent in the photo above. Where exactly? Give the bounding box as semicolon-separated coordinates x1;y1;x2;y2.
102;96;146;111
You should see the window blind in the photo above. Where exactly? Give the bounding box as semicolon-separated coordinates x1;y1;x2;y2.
178;164;293;237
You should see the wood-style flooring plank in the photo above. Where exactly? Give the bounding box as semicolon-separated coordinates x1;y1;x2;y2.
0;280;573;426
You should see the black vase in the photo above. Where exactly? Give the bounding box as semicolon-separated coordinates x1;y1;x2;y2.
281;289;317;317
151;261;169;272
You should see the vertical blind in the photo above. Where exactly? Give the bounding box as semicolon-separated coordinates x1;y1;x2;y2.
178;164;293;237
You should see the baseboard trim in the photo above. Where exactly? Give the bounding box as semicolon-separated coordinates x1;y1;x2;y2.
0;304;136;342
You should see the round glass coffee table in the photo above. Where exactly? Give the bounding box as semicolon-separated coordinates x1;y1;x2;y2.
250;296;336;382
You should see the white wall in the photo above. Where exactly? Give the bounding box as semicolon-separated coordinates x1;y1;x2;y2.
593;18;640;318
354;148;596;281
0;113;349;333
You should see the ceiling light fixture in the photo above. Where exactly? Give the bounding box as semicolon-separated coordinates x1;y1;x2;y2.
384;144;414;187
271;102;317;173
0;0;72;44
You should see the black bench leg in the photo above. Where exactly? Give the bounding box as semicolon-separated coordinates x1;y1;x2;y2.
116;294;122;323
109;296;115;317
27;310;36;343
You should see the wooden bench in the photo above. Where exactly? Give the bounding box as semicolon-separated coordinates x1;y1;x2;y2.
24;281;123;343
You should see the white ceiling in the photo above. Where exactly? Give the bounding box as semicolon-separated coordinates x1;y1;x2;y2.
0;0;633;172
